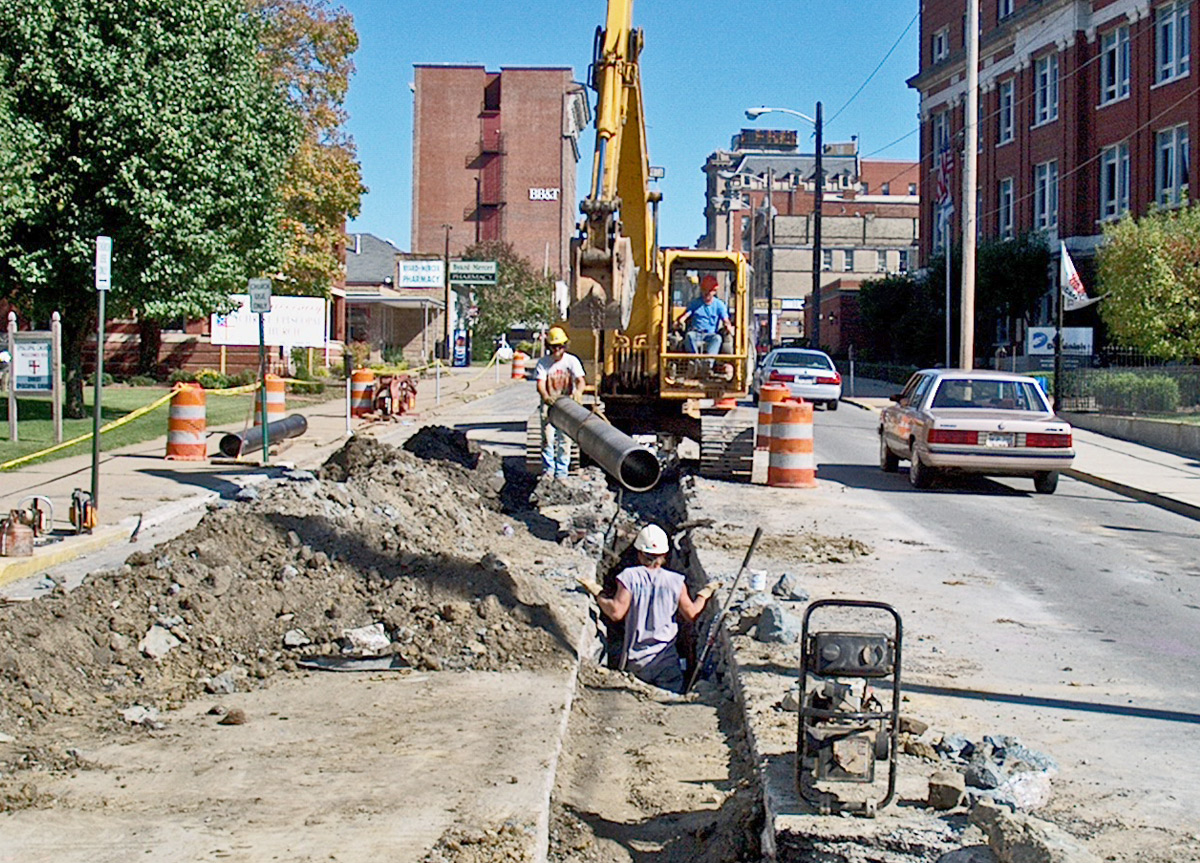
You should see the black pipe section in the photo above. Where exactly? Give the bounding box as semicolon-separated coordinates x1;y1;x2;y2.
219;414;309;459
547;397;661;492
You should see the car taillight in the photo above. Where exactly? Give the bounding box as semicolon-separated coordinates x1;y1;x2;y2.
815;373;841;385
927;429;979;445
1025;432;1072;448
769;371;795;382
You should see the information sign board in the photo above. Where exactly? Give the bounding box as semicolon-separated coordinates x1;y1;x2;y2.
449;261;498;284
211;295;327;347
13;338;53;392
248;278;273;313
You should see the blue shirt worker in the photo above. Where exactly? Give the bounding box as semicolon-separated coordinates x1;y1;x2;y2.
577;524;719;693
677;274;733;356
534;326;586;478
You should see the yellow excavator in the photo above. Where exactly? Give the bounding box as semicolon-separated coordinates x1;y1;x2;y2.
533;0;756;487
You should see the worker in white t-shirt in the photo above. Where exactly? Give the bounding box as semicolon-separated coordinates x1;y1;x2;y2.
533;326;585;478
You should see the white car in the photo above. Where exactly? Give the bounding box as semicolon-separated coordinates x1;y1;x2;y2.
752;348;842;410
879;369;1074;493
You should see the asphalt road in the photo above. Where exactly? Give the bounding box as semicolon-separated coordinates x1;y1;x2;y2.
814;402;1200;716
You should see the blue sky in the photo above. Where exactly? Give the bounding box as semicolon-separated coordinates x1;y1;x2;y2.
342;1;921;251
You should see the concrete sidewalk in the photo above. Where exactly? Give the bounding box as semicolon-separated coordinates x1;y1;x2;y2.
842;375;1200;520
0;362;524;589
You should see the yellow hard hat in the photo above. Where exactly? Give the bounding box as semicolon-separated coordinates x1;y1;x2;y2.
547;326;569;346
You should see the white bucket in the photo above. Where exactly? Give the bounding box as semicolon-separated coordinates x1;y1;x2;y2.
748;570;767;592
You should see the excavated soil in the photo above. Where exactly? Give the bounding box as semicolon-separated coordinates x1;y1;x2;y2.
0;430;586;812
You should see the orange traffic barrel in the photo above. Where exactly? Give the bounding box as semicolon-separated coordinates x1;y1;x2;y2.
511;351;527;380
253;374;286;426
756;383;790;450
350;368;375;417
166;383;207;461
767;399;817;488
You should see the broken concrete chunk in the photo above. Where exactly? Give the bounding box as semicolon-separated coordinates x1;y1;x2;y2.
283;628;311;648
780;685;801;712
970;799;1102;863
205;667;248;695
755;602;802;644
121;705;163;728
929;769;966;810
771;572;810;602
342;622;390;654
899;715;930;736
138;625;181;659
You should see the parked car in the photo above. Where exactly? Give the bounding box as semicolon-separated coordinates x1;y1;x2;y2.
751;348;842;409
879;369;1074;493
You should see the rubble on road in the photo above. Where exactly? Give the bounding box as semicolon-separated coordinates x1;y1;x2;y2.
0;430;589;811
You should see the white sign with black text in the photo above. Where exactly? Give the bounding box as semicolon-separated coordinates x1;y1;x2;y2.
211;295;328;347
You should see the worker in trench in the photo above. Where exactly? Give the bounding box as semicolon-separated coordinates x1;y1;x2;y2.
578;524;719;693
534;326;586;479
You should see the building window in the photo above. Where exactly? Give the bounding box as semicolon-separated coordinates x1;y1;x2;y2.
842;250;853;272
881;181;891;195
1099;143;1131;219
933;26;950;63
822;249;833;271
1100;26;1131;104
1156;0;1191;84
932;111;951;154
875;251;887;273
1033;160;1058;233
1156;124;1190;206
998;177;1014;240
908;182;917;195
1033;53;1059;126
997;80;1014;145
898;249;911;273
998;0;1013;20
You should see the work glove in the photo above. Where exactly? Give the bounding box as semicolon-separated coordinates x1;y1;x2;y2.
696;581;723;600
576;576;603;597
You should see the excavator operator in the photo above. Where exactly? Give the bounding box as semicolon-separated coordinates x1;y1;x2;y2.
676;274;733;356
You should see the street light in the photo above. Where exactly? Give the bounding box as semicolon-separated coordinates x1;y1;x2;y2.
745;103;824;351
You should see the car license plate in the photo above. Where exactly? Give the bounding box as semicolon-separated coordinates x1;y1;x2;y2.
986;433;1014;448
798;376;814;385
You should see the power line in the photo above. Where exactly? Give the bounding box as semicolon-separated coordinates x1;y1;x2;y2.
825;11;919;128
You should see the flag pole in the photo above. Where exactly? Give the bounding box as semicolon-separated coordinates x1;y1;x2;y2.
1053;250;1063;414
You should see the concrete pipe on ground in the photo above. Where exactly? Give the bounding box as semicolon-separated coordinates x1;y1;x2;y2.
547;397;661;492
219;414;309;459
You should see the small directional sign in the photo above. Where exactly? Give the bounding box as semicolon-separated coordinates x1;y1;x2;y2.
449;261;498;284
95;236;112;291
248;278;273;313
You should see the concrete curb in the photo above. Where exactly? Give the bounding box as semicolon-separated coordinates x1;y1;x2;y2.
0;524;130;589
1063;468;1200;522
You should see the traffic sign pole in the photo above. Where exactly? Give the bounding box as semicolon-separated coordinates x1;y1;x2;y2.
248;278;272;466
92;236;112;516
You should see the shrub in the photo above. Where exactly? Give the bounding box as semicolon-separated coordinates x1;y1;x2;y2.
86;371;114;387
168;369;196;384
226;369;258;388
288;379;325;395
1089;371;1180;413
126;374;157;387
194;368;229;389
346;341;371;370
515;340;536;356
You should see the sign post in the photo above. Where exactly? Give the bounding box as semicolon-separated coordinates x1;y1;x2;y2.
92;236;111;512
248;278;272;465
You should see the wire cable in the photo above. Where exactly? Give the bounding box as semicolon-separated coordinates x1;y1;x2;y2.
826;11;920;129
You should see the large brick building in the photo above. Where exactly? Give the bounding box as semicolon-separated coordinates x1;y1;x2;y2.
411;65;590;279
908;0;1196;325
701;130;920;353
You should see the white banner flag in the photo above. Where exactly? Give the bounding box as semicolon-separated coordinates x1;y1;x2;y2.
1060;242;1103;311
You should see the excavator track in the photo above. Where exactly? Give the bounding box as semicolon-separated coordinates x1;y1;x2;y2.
698;408;756;482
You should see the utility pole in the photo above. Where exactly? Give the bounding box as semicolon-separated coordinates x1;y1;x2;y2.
960;0;980;369
441;224;452;361
766;167;775;348
811;101;824;352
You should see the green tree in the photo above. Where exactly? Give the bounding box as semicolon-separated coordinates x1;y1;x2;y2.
461;241;553;359
255;0;365;296
1097;208;1200;360
976;232;1051;339
0;0;298;416
857;272;942;365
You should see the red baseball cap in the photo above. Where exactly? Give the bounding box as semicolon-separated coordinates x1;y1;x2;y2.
701;275;719;292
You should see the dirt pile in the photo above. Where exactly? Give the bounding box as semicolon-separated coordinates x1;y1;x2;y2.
0;431;587;810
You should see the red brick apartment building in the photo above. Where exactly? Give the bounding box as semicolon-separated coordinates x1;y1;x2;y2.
908;0;1196;321
411;65;589;278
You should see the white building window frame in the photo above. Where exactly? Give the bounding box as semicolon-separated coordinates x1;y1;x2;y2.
1033;53;1059;127
1155;123;1190;207
1100;25;1131;105
998;79;1015;145
1156;0;1192;85
875;250;887;273
1033;160;1059;234
933;26;950;63
998;177;1014;240
998;0;1014;21
1099;142;1131;220
897;249;911;273
842;250;854;272
821;248;833;271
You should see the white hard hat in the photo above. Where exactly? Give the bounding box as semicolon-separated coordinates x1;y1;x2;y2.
634;524;670;555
